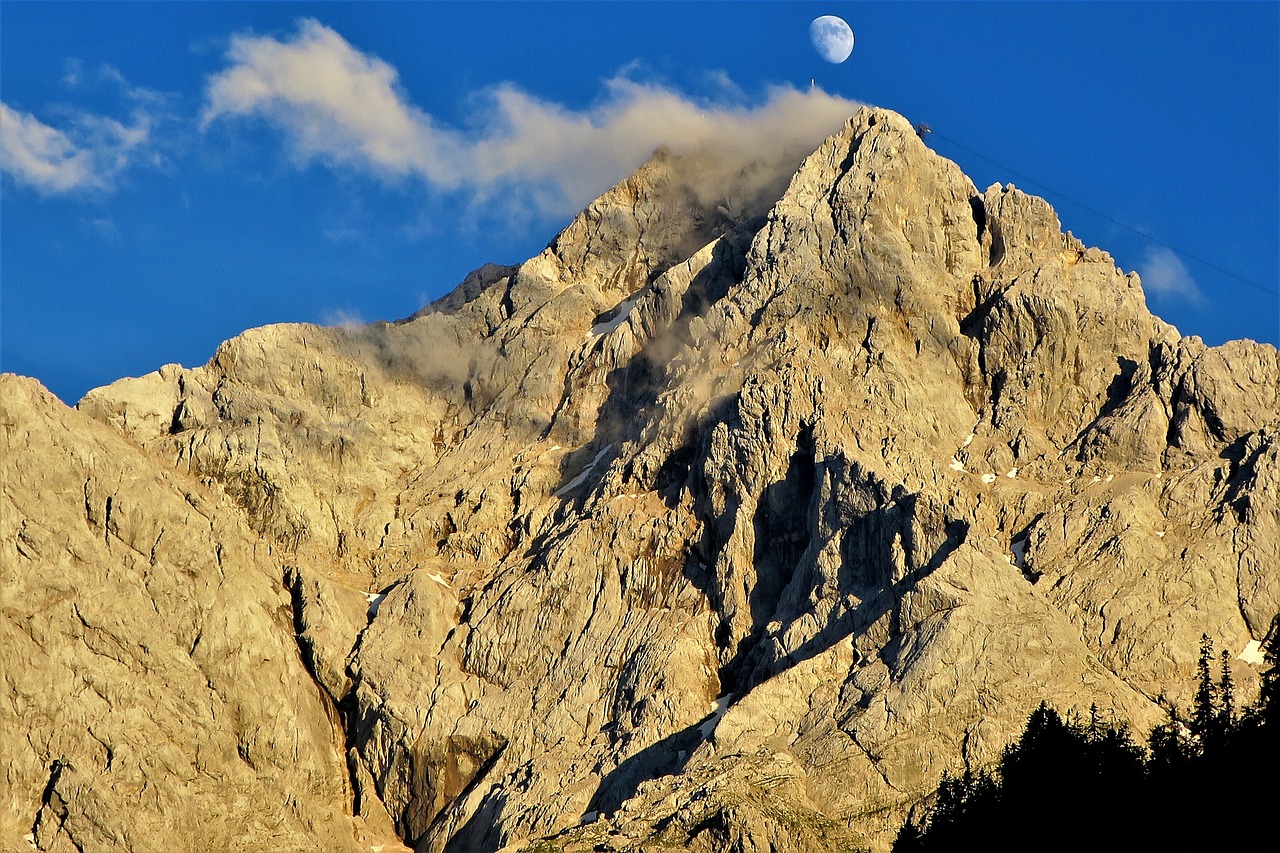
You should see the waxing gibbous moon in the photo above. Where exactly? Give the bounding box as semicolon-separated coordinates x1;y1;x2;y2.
810;15;855;64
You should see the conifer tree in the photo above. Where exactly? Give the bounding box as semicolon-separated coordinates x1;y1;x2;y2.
1191;633;1218;747
1218;648;1235;734
896;667;1280;852
1258;618;1280;728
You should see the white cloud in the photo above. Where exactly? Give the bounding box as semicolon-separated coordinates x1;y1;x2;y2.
0;101;154;195
201;20;453;181
202;19;862;219
1138;246;1205;304
2;63;175;196
0;103;98;193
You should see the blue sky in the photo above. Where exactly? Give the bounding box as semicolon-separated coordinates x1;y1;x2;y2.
2;2;1277;404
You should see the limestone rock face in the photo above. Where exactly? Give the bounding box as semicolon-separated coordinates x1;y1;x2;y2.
0;376;405;852
4;106;1277;853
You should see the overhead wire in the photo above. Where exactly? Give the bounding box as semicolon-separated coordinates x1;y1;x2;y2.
925;129;1279;299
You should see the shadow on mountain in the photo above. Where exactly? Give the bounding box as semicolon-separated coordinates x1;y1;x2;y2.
583;451;969;818
747;424;816;634
546;226;751;501
440;781;510;853
535;196;978;833
585;719;709;818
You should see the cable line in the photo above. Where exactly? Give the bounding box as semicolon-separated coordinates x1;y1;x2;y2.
928;130;1279;298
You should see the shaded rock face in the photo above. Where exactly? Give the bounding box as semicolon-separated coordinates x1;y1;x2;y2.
4;107;1277;853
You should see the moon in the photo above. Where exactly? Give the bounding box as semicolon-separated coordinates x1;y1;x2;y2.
810;15;855;64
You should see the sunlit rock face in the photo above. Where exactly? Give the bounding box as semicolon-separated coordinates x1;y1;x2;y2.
5;106;1276;853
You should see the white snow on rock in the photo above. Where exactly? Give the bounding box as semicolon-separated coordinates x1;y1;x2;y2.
1006;468;1018;479
554;446;612;498
1156;531;1165;538
366;591;387;618
962;432;975;448
949;458;965;472
425;572;450;588
587;299;637;339
1238;640;1267;665
698;694;734;739
980;473;997;485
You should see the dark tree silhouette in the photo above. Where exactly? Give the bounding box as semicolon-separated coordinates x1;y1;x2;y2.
894;633;1280;853
1191;633;1218;746
1258;617;1280;728
1219;648;1235;733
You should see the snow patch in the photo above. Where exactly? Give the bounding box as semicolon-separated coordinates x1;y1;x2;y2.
962;432;975;448
366;591;387;618
553;446;612;498
1006;468;1018;479
1238;640;1267;665
1105;474;1114;483
425;572;450;588
698;694;733;739
980;473;997;485
587;299;637;339
1155;531;1165;538
580;811;599;824
949;458;965;472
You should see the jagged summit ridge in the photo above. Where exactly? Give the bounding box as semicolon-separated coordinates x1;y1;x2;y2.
3;106;1277;853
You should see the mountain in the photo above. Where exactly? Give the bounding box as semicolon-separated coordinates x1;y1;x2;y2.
3;106;1277;853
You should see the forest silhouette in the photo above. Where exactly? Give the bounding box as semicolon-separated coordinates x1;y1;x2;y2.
895;627;1280;852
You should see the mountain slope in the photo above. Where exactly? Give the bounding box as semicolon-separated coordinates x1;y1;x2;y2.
5;106;1277;853
0;375;393;852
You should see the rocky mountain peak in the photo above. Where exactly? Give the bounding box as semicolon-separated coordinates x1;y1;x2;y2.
3;105;1277;853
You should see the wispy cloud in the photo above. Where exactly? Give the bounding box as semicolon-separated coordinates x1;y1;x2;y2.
1138;246;1205;304
97;64;168;107
1;65;170;196
320;307;367;327
62;59;83;88
0;103;100;193
83;216;121;244
201;19;862;220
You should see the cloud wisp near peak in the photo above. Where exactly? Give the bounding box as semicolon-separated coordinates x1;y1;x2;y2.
201;19;862;220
